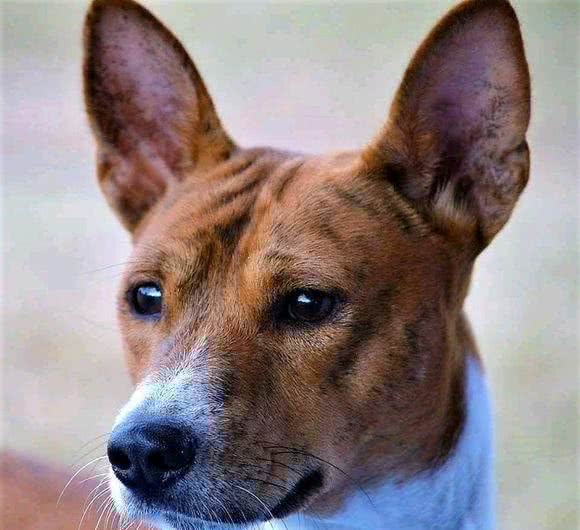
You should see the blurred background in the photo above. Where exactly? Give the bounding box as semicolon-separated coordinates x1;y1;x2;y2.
2;1;577;528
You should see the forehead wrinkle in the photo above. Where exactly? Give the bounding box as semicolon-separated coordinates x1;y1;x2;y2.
138;150;304;275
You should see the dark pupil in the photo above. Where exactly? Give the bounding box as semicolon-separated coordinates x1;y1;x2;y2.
288;290;332;322
133;284;162;316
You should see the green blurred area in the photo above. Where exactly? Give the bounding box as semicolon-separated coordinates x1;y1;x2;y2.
2;1;577;529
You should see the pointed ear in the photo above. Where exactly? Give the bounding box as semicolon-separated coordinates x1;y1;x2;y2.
84;0;235;231
364;0;530;250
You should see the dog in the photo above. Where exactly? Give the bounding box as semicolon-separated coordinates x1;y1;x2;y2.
81;0;530;528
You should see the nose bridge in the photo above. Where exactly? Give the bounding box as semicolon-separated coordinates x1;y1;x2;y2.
114;364;208;436
118;313;250;435
117;336;239;431
152;314;244;384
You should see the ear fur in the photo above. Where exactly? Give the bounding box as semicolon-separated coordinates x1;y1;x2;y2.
364;0;531;250
84;0;234;230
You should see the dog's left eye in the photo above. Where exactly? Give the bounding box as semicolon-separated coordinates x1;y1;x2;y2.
129;282;163;317
285;289;336;323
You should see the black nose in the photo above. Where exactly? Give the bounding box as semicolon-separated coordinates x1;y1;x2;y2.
107;419;196;492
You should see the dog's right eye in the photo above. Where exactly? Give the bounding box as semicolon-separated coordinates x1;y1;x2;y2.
129;282;163;318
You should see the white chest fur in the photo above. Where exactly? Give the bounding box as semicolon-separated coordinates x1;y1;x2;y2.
271;356;494;530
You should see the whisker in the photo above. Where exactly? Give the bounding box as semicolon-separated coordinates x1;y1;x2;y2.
84;262;133;275
94;496;113;530
72;444;108;470
78;483;110;530
254;457;303;478
57;456;108;506
211;486;237;527
103;500;116;530
238;461;293;493
83;477;109;510
79;472;109;485
260;443;378;516
232;485;281;530
75;433;111;455
244;477;289;492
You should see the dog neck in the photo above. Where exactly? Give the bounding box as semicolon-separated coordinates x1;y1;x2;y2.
273;354;494;530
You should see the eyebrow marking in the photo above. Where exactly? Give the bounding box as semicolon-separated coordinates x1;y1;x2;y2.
384;186;426;235
316;216;341;244
390;204;421;234
263;251;297;265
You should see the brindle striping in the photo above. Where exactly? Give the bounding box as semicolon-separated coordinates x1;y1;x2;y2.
327;284;396;387
330;184;383;220
83;0;531;525
271;160;304;203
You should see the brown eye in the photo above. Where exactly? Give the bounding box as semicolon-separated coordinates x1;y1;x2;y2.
286;289;335;323
129;283;162;318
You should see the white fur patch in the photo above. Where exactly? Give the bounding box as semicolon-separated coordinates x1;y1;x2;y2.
113;382;150;428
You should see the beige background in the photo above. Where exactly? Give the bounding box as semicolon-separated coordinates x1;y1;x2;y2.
2;1;577;528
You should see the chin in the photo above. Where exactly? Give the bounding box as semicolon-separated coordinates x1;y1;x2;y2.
109;474;266;530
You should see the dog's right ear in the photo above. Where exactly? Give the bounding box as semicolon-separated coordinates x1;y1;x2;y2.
84;0;234;231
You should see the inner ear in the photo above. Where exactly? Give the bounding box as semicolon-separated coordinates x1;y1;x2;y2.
84;0;234;230
364;0;530;250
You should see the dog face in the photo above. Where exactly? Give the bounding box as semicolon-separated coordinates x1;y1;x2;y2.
84;0;530;527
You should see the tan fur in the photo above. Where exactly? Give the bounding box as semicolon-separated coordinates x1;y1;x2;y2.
12;0;528;525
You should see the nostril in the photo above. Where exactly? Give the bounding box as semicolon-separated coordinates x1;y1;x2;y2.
147;449;167;472
108;446;132;471
165;445;194;471
147;443;195;474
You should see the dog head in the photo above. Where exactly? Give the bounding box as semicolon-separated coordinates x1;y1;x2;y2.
84;0;530;527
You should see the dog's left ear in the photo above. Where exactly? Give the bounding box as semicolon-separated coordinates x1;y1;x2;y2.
364;0;530;251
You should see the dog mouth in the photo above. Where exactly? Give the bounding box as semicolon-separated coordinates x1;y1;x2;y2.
270;468;324;519
113;467;324;527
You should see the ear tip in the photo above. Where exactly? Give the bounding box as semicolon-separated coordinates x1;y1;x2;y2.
85;0;151;30
83;0;163;59
447;0;522;30
428;0;529;77
87;0;142;12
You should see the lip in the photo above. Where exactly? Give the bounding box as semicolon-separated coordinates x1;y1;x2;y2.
155;504;266;529
271;468;324;519
124;492;264;528
117;468;324;527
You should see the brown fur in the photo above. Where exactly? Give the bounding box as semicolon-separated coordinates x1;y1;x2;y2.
81;0;530;519
8;0;529;525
